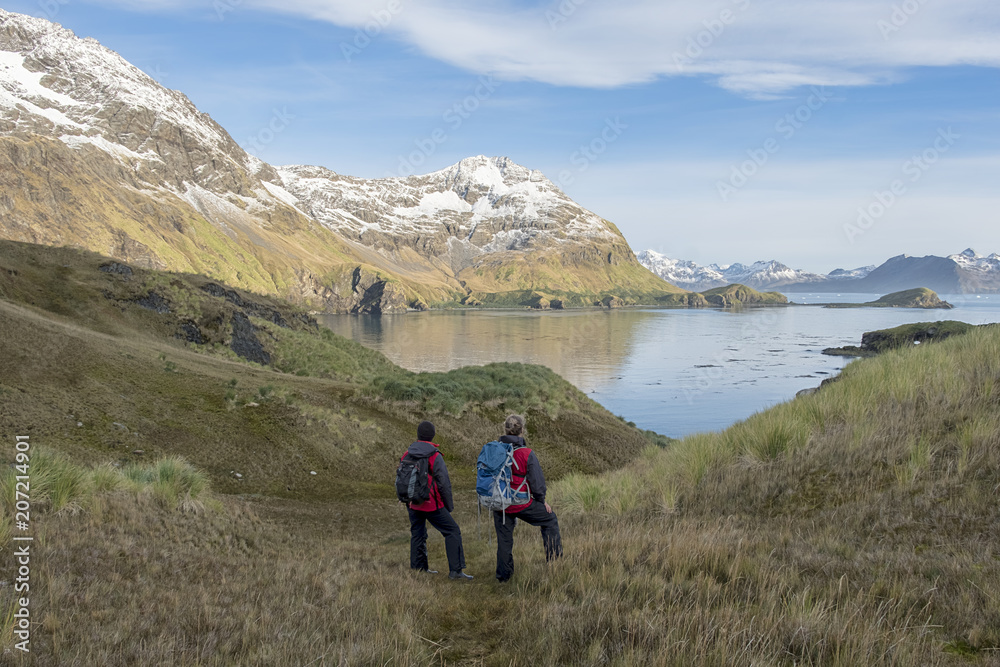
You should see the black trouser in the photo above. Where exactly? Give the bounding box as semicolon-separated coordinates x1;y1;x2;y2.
408;507;466;573
493;501;562;581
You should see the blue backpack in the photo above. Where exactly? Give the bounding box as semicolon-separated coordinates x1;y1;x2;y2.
476;440;530;512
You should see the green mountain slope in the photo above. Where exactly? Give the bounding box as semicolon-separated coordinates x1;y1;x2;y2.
0;135;458;313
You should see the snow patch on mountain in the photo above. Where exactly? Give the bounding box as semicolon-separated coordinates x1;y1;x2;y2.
59;132;151;163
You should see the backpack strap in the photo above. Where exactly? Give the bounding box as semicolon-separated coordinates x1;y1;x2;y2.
511;446;531;476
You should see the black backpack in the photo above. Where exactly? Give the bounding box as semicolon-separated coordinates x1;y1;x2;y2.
395;454;432;504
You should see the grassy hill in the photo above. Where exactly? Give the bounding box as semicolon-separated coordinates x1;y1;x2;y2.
1;240;997;664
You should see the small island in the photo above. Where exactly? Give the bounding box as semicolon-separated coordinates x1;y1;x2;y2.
700;284;789;307
822;320;978;357
819;287;953;309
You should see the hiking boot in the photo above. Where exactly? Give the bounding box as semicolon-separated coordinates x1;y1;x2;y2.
448;570;474;580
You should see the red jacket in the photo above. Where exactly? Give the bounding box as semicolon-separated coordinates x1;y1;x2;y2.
501;435;547;514
402;440;453;512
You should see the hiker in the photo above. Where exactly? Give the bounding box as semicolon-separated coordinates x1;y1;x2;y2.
400;421;473;580
492;414;562;582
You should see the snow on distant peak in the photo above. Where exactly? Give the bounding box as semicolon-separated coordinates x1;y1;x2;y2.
827;265;876;280
950;248;1000;273
639;250;827;290
636;250;725;289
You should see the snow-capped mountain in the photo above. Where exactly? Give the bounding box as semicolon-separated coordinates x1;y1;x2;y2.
946;249;1000;293
0;10;274;192
826;266;877;281
639;248;1000;294
0;8;314;275
950;248;1000;274
637;250;833;291
715;260;826;289
0;9;676;311
635;252;725;289
279;156;617;274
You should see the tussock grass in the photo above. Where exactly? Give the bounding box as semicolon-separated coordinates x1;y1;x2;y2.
119;456;212;511
564;323;1000;515
546;325;1000;663
263;322;401;382
0;449;213;520
366;361;582;416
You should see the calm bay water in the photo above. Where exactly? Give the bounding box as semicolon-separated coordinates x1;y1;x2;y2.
320;294;1000;438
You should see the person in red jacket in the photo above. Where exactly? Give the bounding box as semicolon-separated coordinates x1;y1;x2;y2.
492;414;562;582
402;421;473;580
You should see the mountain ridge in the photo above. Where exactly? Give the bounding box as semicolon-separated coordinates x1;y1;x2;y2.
0;9;681;312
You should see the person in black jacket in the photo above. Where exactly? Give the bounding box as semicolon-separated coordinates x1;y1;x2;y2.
492;414;562;582
401;421;473;580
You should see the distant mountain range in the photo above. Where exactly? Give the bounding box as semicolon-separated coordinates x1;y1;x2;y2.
0;9;679;312
637;250;872;291
638;249;1000;294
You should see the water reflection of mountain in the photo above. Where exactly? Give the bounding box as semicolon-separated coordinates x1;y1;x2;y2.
317;310;657;390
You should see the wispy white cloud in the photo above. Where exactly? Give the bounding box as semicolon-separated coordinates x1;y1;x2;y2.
134;0;1000;97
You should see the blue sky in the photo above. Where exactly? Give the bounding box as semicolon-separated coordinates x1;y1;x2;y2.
5;0;1000;272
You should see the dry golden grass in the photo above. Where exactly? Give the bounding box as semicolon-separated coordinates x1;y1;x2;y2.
3;241;999;664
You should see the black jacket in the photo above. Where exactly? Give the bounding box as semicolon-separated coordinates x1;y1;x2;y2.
499;435;547;504
406;440;454;512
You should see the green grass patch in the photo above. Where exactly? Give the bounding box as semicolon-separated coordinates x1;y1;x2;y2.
365;362;581;416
